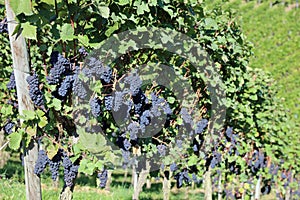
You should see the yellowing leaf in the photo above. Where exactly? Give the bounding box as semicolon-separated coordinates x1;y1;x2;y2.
26;126;36;137
47;144;59;160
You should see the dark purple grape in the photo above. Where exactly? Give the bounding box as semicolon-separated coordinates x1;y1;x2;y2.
98;169;108;188
62;152;79;187
7;72;16;90
90;97;102;117
195;119;208;134
47;54;71;84
124;71;142;95
157;144;166;156
34;150;49;175
123;139;131;151
170;163;177;172
0;18;8;33
4;122;15;134
58;75;74;97
26;73;44;106
72;75;88;99
79;47;88;57
104;96;113;111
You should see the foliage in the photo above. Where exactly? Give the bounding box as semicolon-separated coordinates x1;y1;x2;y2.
0;0;298;199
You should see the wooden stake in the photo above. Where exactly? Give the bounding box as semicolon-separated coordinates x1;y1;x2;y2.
5;1;41;199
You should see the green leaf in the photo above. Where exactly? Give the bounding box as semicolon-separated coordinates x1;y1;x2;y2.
60;24;74;41
117;0;130;6
78;159;88;173
136;1;149;15
38;116;48;128
22;22;37;40
10;0;33;15
78;128;109;154
77;35;90;46
167;96;176;104
40;0;61;5
52;98;62;111
9;131;23;150
22;110;36;120
98;6;110;19
105;22;119;37
204;18;218;29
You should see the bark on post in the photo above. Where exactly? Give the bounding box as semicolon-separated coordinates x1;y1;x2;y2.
132;160;150;200
60;186;74;200
217;172;222;200
0;131;10;168
254;175;261;200
162;171;172;200
105;170;112;191
5;1;41;199
204;168;213;200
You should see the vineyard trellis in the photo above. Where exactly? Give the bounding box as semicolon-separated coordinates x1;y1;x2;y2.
0;0;299;200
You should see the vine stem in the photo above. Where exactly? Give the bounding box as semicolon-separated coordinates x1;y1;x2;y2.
0;141;9;151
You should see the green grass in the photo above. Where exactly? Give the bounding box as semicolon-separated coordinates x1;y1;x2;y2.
0;156;204;200
205;0;300;125
0;157;276;200
0;177;205;200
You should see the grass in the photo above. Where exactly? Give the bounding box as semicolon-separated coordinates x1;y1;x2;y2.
0;155;204;200
0;177;205;200
0;155;277;200
204;0;300;126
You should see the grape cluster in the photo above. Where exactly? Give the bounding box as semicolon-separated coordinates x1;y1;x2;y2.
124;71;142;95
34;150;49;176
209;151;222;169
72;75;88;99
85;57;112;83
62;152;79;187
123;138;131;151
174;169;191;188
128;122;142;140
7;72;16;90
157;144;167;157
195;119;208;134
90;97;102;117
98;169;108;188
4;122;15;134
249;150;266;173
58;75;75;97
0;18;7;33
78;47;88;57
47;54;71;85
104;96;113;111
121;149;131;166
49;151;63;180
26;73;44;106
268;164;279;176
170;163;177;172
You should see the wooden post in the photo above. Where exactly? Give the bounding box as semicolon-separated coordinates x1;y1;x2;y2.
162;171;172;200
254;175;261;200
217;172;222;200
132;160;150;200
5;1;41;200
0;131;10;168
204;168;212;200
